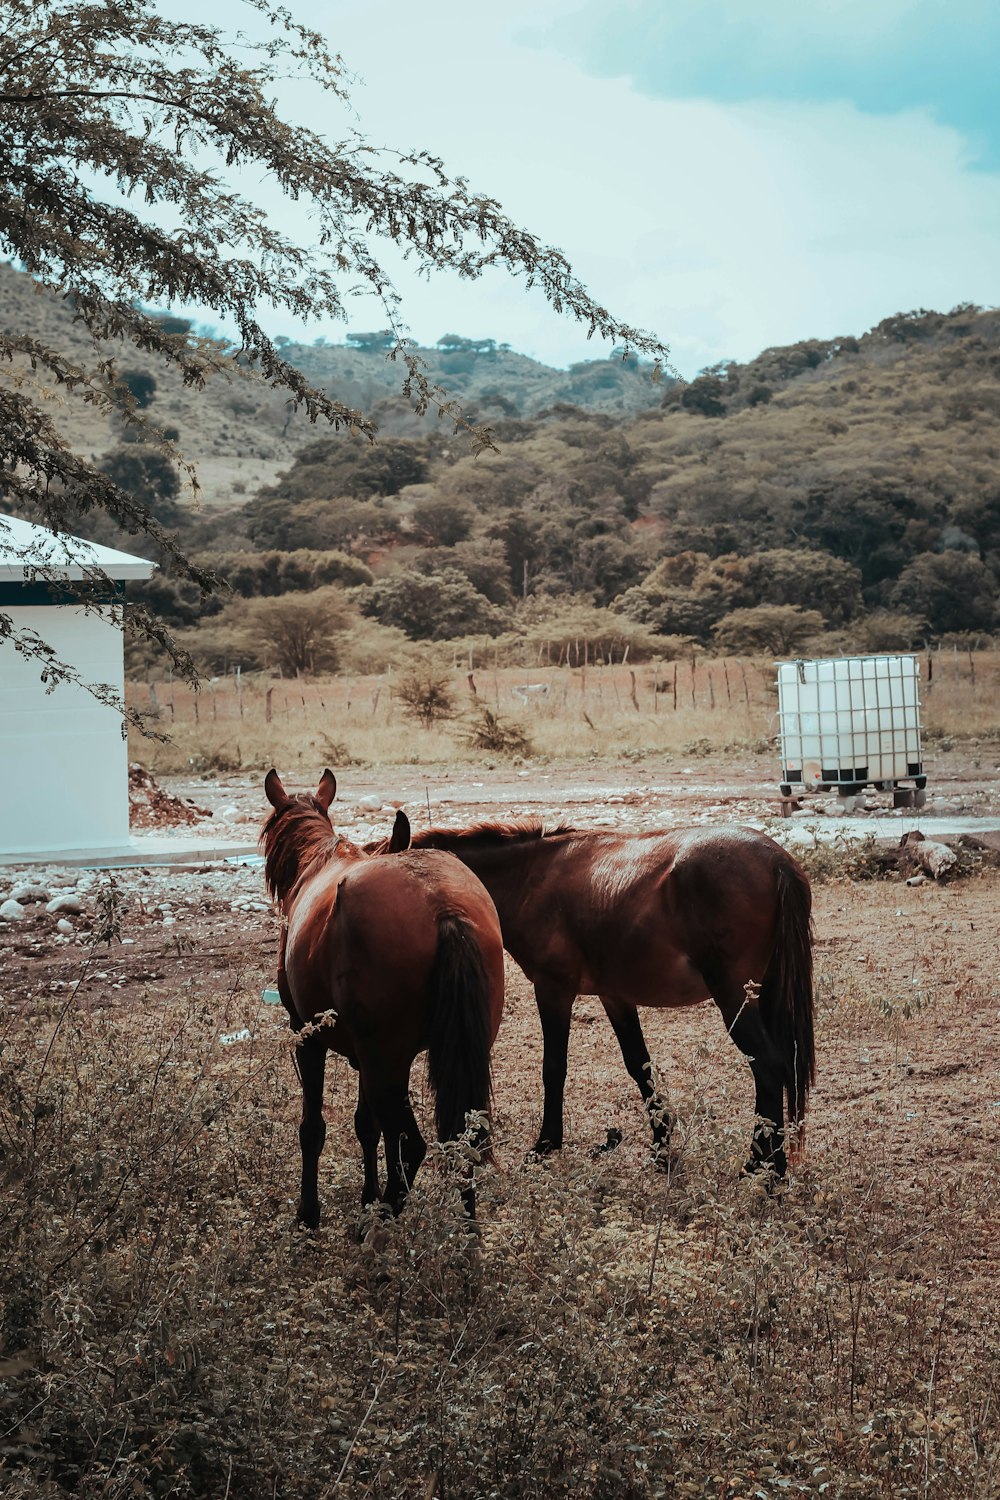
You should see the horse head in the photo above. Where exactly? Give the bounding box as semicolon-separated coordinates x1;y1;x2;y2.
261;768;340;899
265;766;336;814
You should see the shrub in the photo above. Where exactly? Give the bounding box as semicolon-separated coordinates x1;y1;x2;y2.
396;665;456;727
712;604;826;655
411;493;476;546
890;551;997;635
119;368;157;408
463;707;532;755
359;568;510;641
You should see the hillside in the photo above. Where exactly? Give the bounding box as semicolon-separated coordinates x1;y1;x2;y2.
0;261;666;510
3;256;997;661
157;302;999;667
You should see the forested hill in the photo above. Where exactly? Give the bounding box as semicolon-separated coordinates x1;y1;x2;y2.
183;301;998;657
5;250;997;656
0;260;666;509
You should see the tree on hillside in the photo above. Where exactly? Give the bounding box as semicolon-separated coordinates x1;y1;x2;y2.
712;605;825;656
99;447;181;529
359;568;510;641
245;587;350;677
890;552;997;635
411;493;476;547
735;549;863;623
0;0;668;710
119;369;157;409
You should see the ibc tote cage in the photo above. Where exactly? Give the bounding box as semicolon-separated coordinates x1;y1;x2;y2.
776;654;927;812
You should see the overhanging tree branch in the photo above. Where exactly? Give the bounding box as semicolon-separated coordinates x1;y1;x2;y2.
0;0;672;720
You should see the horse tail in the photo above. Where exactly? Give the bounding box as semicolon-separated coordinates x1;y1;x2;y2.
759;854;816;1150
426;912;494;1146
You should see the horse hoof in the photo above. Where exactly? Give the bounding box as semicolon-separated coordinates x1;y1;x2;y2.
741;1157;786;1191
591;1127;624;1158
296;1211;320;1232
529;1137;562;1158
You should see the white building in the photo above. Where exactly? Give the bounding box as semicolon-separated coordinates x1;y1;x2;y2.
0;512;155;857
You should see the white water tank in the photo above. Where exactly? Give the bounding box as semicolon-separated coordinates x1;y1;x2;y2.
777;654;923;791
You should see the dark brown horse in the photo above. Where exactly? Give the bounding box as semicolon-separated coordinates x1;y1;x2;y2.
261;770;504;1224
397;821;814;1178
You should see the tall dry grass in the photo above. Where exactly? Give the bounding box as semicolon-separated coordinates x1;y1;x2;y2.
128;650;1000;776
3;891;999;1498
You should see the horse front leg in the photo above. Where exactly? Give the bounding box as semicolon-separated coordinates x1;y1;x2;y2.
599;996;674;1159
296;1032;328;1228
533;984;576;1155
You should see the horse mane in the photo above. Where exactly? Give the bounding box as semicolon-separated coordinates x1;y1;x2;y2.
409;819;576;851
260;800;361;901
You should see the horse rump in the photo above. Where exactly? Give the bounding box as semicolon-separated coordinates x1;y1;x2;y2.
425;912;494;1150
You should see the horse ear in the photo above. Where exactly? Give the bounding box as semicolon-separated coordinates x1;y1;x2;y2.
316;769;337;811
388;809;411;853
264;769;288;809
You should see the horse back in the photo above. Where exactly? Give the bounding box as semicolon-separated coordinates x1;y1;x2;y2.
502;825;800;1001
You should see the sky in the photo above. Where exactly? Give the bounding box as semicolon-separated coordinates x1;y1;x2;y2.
171;0;999;376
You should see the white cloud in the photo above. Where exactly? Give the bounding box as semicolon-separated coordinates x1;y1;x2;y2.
169;0;1000;374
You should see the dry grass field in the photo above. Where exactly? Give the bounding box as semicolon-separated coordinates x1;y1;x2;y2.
3;651;1000;1498
3;865;999;1498
128;648;1000;778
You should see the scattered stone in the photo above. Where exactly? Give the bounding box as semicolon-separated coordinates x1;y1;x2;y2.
0;899;27;921
56;918;74;936
10;883;49;904
219;1028;252;1046
357;794;381;812
46;894;84;916
916;841;958;879
898;829;959;880
216;804;240;822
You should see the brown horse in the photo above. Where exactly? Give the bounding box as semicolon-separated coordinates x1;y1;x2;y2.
261;770;504;1224
396;821;814;1178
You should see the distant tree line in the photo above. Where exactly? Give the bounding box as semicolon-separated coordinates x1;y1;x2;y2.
119;303;1000;670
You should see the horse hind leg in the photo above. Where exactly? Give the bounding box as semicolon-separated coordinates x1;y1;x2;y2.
366;1074;426;1217
296;1032;328;1229
600;996;675;1160
711;981;788;1181
354;1077;382;1209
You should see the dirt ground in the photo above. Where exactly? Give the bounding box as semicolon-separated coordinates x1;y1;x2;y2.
3;752;998;1276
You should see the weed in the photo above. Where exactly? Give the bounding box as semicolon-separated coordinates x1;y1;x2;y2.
463;706;533;755
396;666;456;729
